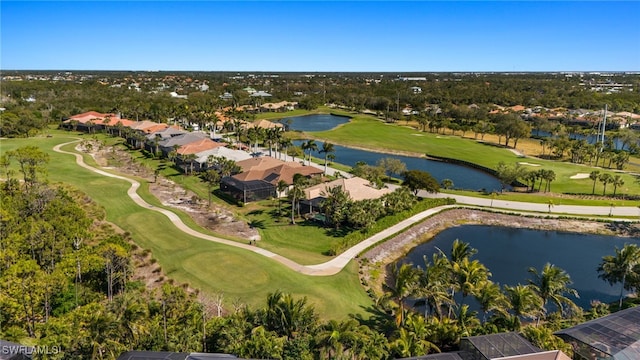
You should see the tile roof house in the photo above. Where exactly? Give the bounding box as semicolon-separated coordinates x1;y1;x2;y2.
220;157;322;203
247;119;285;130
195;147;252;167
176;139;226;156
304;177;391;202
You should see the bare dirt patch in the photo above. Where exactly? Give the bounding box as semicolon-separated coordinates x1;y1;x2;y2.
80;141;259;241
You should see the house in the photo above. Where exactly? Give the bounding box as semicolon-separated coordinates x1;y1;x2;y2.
250;91;272;98
410;86;422;94
300;177;391;214
170;91;188;99
117;351;249;359
157;132;211;156
195;146;252;170
260;101;298;112
242;87;257;94
398;332;570;360
220;157;322;203
219;92;234;101
555;305;640;360
247;119;285;130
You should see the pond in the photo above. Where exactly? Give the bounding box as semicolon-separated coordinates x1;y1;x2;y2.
399;225;640;310
279;114;350;132
293;140;504;192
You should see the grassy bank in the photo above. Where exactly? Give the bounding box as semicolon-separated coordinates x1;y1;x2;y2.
1;134;373;319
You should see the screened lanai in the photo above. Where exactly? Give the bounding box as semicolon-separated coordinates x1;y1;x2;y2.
555;306;640;360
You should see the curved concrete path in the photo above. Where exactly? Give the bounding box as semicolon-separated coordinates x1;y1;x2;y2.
54;140;640;276
54;140;456;276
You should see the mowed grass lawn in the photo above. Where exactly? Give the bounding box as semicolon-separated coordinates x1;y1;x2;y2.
310;110;640;196
1;135;372;319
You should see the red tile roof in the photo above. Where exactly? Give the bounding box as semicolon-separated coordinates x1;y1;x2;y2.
176;139;226;155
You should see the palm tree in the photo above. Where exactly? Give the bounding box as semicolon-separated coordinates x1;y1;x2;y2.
262;291;317;339
276;180;288;216
288;173;307;224
417;253;453;319
315;319;360;359
599;173;614;195
319;142;335;175
474;281;509;324
202;170;220;207
391;313;440;358
597;244;640;309
383;263;419;327
504;284;543;329
303;139;318;165
184;153;198;175
452;257;491;308
528;263;578;324
612;175;624;196
278;137;293;161
589;170;600;194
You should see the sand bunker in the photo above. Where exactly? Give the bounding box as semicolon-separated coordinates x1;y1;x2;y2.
570;173;590;179
411;134;424;136
518;162;541;167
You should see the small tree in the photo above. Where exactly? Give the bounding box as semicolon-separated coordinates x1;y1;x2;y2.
402;170;439;195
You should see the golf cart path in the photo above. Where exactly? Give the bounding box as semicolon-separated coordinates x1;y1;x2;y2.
54;141;640;276
54;140;456;276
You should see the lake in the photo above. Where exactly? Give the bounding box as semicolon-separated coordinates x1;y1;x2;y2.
399;225;640;309
293;140;504;192
279;114;350;132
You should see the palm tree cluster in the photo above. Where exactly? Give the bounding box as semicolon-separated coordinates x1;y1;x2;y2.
589;170;626;196
319;187;416;231
378;240;581;355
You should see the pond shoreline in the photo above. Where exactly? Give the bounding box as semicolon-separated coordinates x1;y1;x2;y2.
362;209;639;266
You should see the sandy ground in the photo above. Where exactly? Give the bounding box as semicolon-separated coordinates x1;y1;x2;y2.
84;142;259;241
570;173;591;179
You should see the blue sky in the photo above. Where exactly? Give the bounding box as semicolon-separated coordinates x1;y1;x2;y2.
2;1;639;71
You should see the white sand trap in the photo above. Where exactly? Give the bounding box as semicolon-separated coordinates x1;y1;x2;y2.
411;134;424;136
436;136;448;139
570;173;590;179
518;162;541;167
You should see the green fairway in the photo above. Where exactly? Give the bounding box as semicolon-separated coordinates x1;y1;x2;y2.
1;134;373;319
308;110;640;196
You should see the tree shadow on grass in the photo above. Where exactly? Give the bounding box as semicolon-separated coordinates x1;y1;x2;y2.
248;219;266;229
247;209;264;216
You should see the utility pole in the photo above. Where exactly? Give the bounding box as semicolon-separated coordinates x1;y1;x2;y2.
600;104;608;152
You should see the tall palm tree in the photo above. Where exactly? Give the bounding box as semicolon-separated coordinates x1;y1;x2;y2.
528;263;578;324
599;173;614;195
278;137;293;161
452;257;491;308
597;243;640;309
612;175;624;196
383;263;419;327
262;291;317;339
504;284;543;329
288;173;307;224
589;170;600;195
474;281;509;324
276;180;288;216
315;319;360;359
319;142;335;175
417;253;453;319
303;139;318;166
